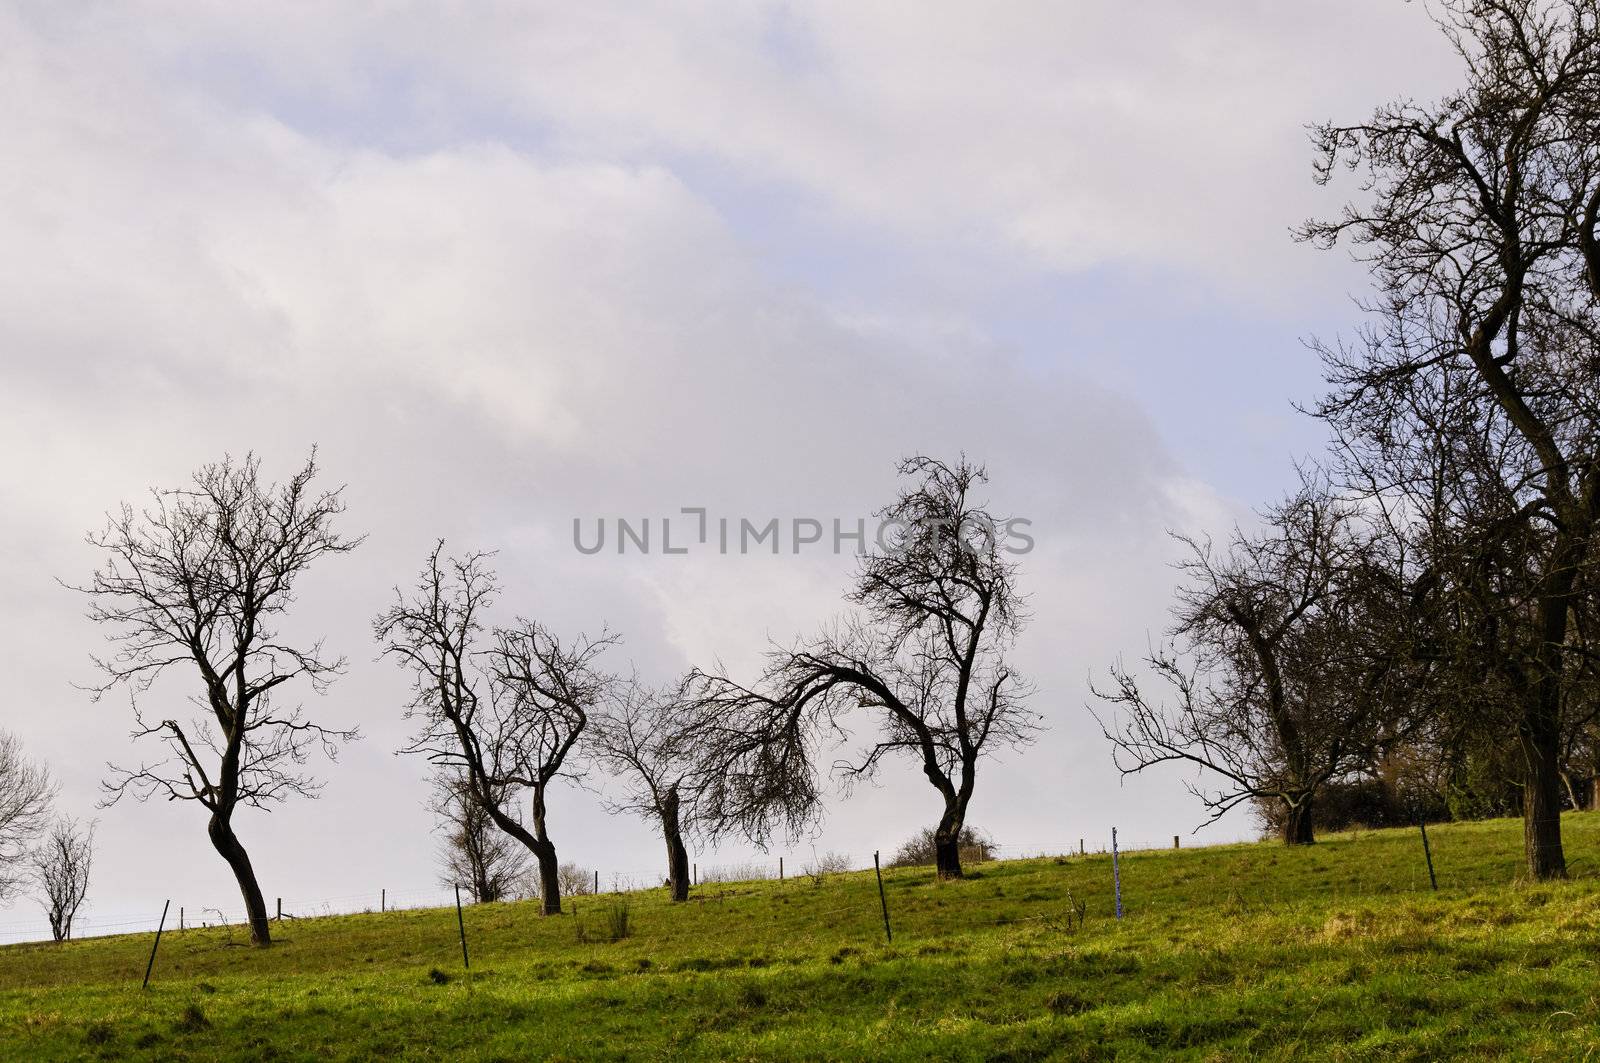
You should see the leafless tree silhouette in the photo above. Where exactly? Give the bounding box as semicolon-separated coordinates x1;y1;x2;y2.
690;456;1036;878
78;452;359;946
32;816;93;942
589;678;700;901
1299;0;1600;876
377;544;617;915
1095;480;1414;844
487;620;616;912
0;731;55;903
431;768;531;903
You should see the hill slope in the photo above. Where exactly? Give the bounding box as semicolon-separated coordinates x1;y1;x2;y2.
4;815;1600;1060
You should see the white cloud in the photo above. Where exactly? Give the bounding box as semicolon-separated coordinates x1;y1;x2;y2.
37;0;1459;301
0;1;1440;928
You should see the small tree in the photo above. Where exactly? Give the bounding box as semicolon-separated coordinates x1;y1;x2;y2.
0;732;55;903
589;678;699;901
79;453;359;946
691;456;1036;878
33;817;94;942
431;770;531;904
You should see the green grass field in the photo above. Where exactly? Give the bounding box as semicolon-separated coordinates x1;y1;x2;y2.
4;814;1600;1060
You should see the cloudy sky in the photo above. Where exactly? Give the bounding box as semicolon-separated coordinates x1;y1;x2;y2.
0;1;1462;934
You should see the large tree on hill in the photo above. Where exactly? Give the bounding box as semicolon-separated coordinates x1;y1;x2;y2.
79;453;360;946
1300;0;1600;877
376;545;615;915
1095;481;1414;845
690;456;1036;878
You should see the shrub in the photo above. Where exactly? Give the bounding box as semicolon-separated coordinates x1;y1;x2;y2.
802;850;853;884
1253;779;1449;837
577;900;631;943
602;899;631;942
173;1004;210;1033
888;826;996;868
557;863;595;897
698;861;775;884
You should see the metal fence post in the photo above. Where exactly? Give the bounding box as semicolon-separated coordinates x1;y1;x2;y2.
1112;828;1123;920
873;851;892;943
141;900;170;989
1418;816;1438;890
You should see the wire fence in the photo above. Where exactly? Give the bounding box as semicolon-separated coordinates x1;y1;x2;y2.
0;831;1235;947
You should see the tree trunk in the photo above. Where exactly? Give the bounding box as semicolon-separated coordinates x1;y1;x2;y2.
208;814;271;946
661;791;690;902
531;789;562;914
1519;582;1571;880
481;790;561;914
1520;705;1567;880
933;807;963;879
934;833;962;878
535;848;561;914
1281;797;1315;846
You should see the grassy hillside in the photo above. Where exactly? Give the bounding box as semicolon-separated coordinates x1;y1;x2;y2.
5;815;1600;1061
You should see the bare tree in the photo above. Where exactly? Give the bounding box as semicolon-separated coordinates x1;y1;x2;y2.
431;769;531;904
589;678;699;901
0;731;55;903
1299;0;1600;876
487;621;616;913
888;825;996;868
32;817;94;942
1095;482;1413;844
376;545;616;916
690;456;1036;878
77;453;359;946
